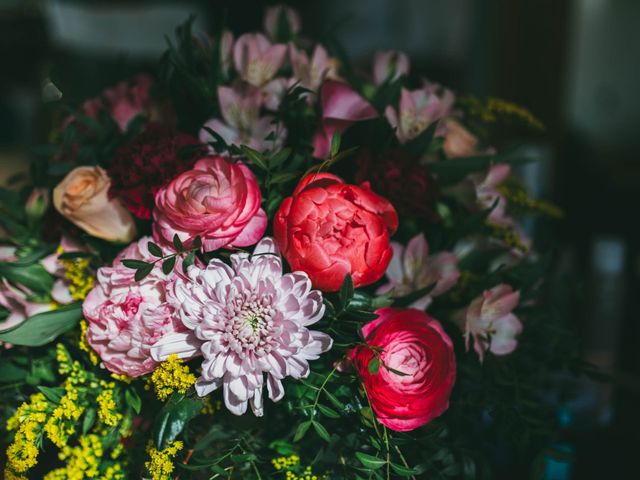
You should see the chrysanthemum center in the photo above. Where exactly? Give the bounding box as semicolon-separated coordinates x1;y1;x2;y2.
225;299;276;354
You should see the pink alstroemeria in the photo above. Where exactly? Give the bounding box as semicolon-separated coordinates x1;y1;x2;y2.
264;5;302;39
0;279;53;346
471;164;511;224
312;80;378;158
290;44;340;95
372;50;410;85
385;83;455;143
234;33;287;87
464;284;522;361
199;86;286;151
377;233;459;310
42;236;88;305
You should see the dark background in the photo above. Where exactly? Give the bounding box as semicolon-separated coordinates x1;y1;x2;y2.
1;1;639;478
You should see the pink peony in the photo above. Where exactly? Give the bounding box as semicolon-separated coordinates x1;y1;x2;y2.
151;237;332;416
372;50;410;85
199;86;286;151
312;80;378;158
234;33;287;87
464;284;522;361
153;156;267;252
82;237;184;377
378;233;459;310
385;83;455;143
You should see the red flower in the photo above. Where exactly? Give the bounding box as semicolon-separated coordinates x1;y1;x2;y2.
349;308;456;432
355;148;440;221
274;173;398;292
107;124;202;219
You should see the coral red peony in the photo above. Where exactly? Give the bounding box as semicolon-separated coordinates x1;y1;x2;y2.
108;124;202;219
153;156;267;251
350;307;456;432
273;173;398;292
355;148;440;221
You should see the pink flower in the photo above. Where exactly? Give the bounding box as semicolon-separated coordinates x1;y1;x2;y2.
349;308;456;432
151;237;332;416
378;234;459;309
233;33;287;87
82;237;185;377
153;156;267;252
199;86;286;151
42;235;88;305
312;80;378;158
103;74;153;132
264;5;302;39
0;279;52;336
464;284;522;361
372;50;410;85
290;44;340;95
442;118;481;158
385;83;454;143
471;164;511;224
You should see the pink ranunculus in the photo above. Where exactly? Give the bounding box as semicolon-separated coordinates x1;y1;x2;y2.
372;50;410;85
385;82;455;143
233;33;287;87
82;237;185;377
264;5;302;39
289;44;340;96
199;86;286;151
312;80;378;158
378;233;459;310
464;284;522;361
349;308;456;432
153;156;267;252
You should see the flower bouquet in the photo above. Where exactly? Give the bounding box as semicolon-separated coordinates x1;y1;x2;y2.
0;6;573;480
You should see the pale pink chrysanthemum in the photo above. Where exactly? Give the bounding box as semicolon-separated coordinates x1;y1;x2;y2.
152;237;332;416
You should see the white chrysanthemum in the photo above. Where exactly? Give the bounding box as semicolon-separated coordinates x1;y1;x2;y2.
151;237;332;416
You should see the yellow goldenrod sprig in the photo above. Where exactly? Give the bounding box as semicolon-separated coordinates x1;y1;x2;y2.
145;440;184;480
148;354;196;401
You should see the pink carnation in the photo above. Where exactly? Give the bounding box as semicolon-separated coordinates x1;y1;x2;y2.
153;156;267;252
82;237;184;377
151;237;332;416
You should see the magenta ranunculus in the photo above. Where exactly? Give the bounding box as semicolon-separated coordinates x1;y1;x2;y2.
152;156;267;252
349;308;456;432
82;237;185;377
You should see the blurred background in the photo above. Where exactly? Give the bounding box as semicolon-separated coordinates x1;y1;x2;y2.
1;0;638;478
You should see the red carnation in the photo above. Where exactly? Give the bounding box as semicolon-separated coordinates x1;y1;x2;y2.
107;124;202;219
355;148;440;221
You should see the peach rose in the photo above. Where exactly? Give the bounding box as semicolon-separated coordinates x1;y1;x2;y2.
53;166;136;243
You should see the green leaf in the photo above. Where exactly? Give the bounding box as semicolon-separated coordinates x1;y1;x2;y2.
82;408;96;435
173;234;184;251
355;452;386;470
324;390;344;410
293;420;312;442
0;361;28;383
317;404;340;419
153;394;203;449
193;236;202;249
269;171;300;186
182;251;195;274
37;386;65;403
339;274;354;309
312;420;331;442
125;388;142;415
148;242;163;257
162;256;176;275
330;130;342;157
404;120;439;157
0;262;53;294
57;251;93;261
368;358;380;375
391;463;418;477
135;265;154;282
270;148;291;169
121;259;151;269
241;145;268;171
230;453;257;463
0;302;82;346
